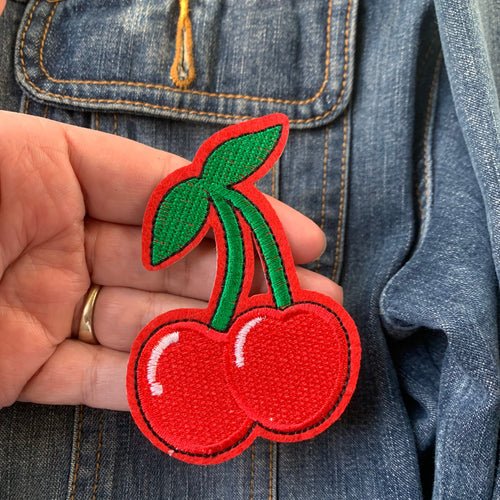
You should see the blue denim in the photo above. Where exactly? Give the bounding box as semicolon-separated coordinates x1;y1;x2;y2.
0;0;499;498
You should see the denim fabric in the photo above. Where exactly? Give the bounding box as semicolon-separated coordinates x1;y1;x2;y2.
0;0;499;499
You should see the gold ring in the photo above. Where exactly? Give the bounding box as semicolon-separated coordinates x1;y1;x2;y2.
77;284;101;344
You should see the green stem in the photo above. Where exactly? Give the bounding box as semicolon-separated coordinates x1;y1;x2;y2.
209;195;245;331
218;186;292;309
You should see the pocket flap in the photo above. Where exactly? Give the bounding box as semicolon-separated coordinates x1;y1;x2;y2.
16;0;357;128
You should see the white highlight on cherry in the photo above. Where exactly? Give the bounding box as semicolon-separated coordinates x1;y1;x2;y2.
234;317;264;368
148;331;180;396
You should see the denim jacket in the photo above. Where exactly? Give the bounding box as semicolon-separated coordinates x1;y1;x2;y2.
0;0;499;498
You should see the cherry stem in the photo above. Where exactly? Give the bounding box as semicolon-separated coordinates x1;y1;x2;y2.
209;195;245;331
212;185;292;309
206;182;293;331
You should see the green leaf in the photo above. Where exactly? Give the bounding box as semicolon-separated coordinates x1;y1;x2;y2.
201;125;282;186
150;180;210;267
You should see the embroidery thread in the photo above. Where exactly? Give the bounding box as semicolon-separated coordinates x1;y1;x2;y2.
127;114;361;464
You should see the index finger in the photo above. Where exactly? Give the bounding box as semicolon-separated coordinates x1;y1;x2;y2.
64;117;326;262
64;121;190;225
5;112;325;258
2;112;325;260
65;118;325;262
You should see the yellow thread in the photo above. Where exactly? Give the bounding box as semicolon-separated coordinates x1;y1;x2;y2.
419;53;442;235
170;0;196;88
43;105;49;118
94;111;99;131
315;126;330;272
70;405;84;500
113;113;118;135
92;411;104;500
24;97;30;114
24;0;353;120
331;113;348;281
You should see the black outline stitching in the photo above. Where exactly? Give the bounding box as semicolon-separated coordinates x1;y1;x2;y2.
137;123;354;458
149;178;209;268
199;125;283;186
208;194;246;332
134;319;257;458
133;301;353;457
227;192;293;308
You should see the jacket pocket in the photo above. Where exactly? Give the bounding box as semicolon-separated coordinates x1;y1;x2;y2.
15;0;357;129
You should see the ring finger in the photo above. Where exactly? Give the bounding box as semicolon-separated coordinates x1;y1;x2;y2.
90;265;343;352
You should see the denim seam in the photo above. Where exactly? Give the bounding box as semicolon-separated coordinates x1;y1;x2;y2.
332;112;348;281
271;161;277;199
418;53;442;241
268;441;272;500
315;126;330;273
91;411;104;500
35;0;343;106
69;405;84;500
250;443;255;500
416;30;439;80
19;0;353;124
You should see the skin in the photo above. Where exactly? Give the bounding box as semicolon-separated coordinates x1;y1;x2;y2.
0;111;342;411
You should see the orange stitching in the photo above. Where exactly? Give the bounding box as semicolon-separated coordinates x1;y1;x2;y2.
39;1;57;78
331;113;348;281
113;113;118;135
22;0;353;121
70;405;84;500
268;441;273;500
271;161;277;199
23;96;30;114
35;0;335;104
94;111;99;131
419;53;442;234
92;411;104;500
170;0;196;88
250;443;255;500
315;126;330;272
417;30;438;79
20;0;42;85
43;105;48;118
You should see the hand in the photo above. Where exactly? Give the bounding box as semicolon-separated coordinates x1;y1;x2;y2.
0;111;342;411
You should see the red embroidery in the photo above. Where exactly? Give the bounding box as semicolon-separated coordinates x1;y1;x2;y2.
127;114;361;464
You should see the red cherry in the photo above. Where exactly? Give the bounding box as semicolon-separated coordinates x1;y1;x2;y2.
225;301;357;435
129;320;253;460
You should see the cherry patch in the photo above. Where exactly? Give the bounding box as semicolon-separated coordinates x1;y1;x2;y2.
127;114;361;465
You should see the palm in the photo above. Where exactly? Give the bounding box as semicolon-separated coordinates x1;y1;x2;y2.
0;112;341;411
0;116;88;406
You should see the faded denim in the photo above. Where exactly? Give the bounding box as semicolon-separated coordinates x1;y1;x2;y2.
0;0;499;498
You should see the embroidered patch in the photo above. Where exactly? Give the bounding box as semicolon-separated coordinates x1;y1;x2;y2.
127;114;361;465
